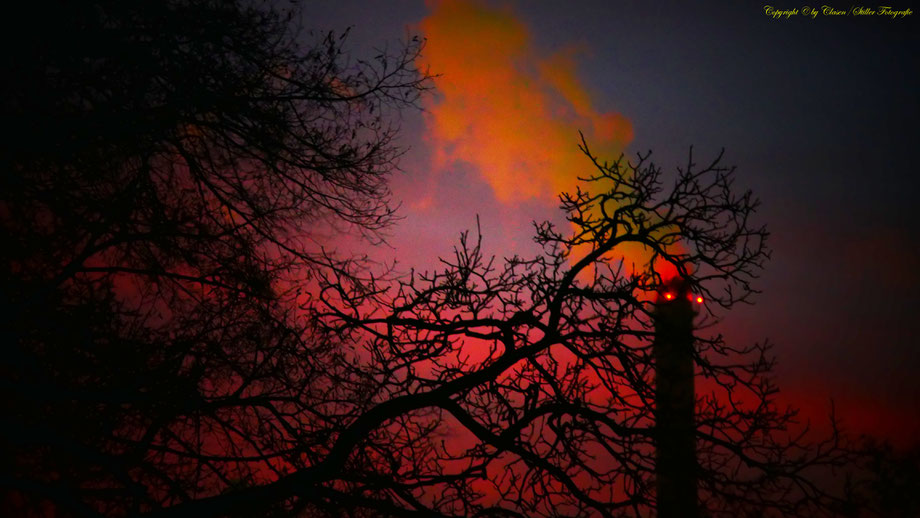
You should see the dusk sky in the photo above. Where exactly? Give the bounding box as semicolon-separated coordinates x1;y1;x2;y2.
309;1;919;446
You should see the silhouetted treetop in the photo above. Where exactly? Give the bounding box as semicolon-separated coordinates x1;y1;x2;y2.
321;141;857;517
3;0;429;254
139;140;853;517
1;1;429;516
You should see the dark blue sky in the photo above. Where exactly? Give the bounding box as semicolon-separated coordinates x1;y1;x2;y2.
309;0;919;444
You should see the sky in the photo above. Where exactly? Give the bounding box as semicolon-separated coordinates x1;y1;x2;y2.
307;0;920;447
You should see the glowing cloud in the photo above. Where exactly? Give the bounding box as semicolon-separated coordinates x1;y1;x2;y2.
418;0;633;204
416;1;686;284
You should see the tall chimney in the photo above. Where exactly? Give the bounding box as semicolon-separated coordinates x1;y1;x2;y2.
653;276;698;517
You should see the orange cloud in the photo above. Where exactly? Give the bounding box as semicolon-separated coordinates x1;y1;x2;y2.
418;0;633;204
416;1;687;284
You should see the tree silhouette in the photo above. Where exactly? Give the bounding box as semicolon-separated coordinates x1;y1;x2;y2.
1;2;861;517
128;139;855;517
295;138;856;517
842;438;920;517
1;0;428;516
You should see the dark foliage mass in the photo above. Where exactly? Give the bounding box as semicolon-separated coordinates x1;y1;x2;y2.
1;1;428;516
2;1;908;517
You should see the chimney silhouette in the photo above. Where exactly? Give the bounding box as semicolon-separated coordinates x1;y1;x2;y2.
653;276;698;517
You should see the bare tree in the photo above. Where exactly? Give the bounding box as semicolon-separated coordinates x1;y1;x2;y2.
1;1;861;516
841;438;920;517
294;138;855;517
127;136;858;517
1;0;428;516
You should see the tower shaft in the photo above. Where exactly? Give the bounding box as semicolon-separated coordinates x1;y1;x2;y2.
653;282;698;517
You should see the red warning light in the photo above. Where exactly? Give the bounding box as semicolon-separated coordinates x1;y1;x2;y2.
664;293;674;300
696;296;703;303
